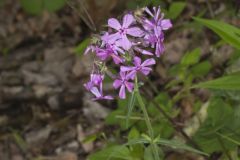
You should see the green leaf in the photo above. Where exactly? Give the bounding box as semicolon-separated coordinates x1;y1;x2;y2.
156;139;208;156
167;2;186;19
216;132;240;146
193;98;240;153
20;0;66;15
128;127;140;141
191;61;211;77
20;0;43;15
207;98;232;127
193;74;240;90
144;146;154;160
74;38;91;55
82;134;97;143
88;146;132;160
126;91;136;128
193;17;240;50
181;48;201;66
125;138;148;146
44;0;66;12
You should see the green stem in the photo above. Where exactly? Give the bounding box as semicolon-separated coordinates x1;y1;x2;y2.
134;77;160;160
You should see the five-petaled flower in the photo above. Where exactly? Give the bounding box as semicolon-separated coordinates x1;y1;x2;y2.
107;14;144;50
84;73;113;100
113;72;134;99
121;56;156;80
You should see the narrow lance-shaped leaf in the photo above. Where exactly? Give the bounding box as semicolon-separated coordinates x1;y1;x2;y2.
126;91;136;128
167;2;186;19
156;139;209;156
192;74;240;90
193;17;240;50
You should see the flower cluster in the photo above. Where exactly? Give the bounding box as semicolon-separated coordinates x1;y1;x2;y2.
84;6;172;100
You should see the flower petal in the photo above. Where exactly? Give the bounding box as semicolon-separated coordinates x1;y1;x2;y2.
120;71;126;79
90;87;102;98
113;79;122;89
126;27;144;37
126;70;137;80
125;81;134;92
91;74;104;86
134;47;153;55
107;32;121;43
145;7;154;17
103;95;114;100
155;42;164;57
133;56;142;66
154;7;161;20
84;81;93;91
122;14;135;28
161;19;172;30
120;66;135;72
96;49;108;60
119;85;126;99
141;58;156;67
111;54;123;64
108;18;121;30
119;35;132;50
84;45;94;55
140;67;152;75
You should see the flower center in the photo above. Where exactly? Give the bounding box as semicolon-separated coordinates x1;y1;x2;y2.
119;27;127;35
136;66;142;70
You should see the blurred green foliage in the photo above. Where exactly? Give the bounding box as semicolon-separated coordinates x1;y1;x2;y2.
20;0;66;15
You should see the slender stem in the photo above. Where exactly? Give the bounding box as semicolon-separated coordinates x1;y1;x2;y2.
217;137;232;160
134;77;160;160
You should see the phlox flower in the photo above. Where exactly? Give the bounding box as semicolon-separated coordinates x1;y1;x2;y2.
121;56;156;80
84;73;113;100
113;72;134;99
107;14;144;50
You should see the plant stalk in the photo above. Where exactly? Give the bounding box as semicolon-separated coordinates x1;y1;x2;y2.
134;77;160;160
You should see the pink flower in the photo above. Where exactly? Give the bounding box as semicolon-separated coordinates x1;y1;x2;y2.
143;7;172;32
113;72;134;99
84;74;113;100
95;46;123;64
120;56;156;80
107;14;144;50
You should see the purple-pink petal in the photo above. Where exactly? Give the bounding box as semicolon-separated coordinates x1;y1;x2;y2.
141;58;156;67
126;70;137;80
106;32;121;43
125;81;134;92
140;67;152;75
108;18;121;30
111;54;123;64
155;42;164;57
113;79;122;89
133;57;142;66
119;85;126;99
120;66;135;72
84;81;93;91
103;95;114;100
122;14;134;28
90;87;102;98
134;47;153;55
126;27;144;37
145;7;154;17
119;35;132;50
161;19;172;30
